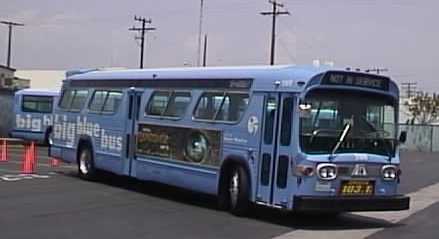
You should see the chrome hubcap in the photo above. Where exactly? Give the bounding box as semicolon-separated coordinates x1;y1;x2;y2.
229;171;239;207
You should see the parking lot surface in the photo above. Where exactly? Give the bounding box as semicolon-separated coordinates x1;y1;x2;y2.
1;148;438;239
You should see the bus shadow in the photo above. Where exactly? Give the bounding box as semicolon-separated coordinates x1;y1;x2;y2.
59;170;401;231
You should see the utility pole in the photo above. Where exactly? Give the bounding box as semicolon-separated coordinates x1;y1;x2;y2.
1;20;24;68
197;0;205;67
365;67;389;75
401;82;418;99
260;0;290;65
129;16;156;69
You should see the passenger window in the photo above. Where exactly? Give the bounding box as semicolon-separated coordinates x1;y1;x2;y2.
22;96;53;113
164;92;191;117
194;92;249;122
103;91;123;113
147;91;191;118
59;90;74;109
70;90;89;111
194;93;224;120
89;90;123;114
89;91;107;112
147;91;171;116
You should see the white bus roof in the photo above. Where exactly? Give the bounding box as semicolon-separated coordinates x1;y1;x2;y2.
67;65;331;92
15;89;60;97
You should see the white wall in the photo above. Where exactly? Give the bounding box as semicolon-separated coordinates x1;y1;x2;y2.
15;70;65;90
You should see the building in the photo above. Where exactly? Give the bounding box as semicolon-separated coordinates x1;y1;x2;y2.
0;65;30;137
0;65;30;90
15;70;64;90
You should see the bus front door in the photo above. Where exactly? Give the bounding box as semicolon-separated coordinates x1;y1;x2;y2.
123;89;143;176
257;93;295;207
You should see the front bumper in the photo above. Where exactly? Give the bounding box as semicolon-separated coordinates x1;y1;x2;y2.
293;195;410;212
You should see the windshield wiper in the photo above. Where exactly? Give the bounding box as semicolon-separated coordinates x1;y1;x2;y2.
329;123;351;161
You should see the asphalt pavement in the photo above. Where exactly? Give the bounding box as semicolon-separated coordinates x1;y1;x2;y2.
0;148;438;239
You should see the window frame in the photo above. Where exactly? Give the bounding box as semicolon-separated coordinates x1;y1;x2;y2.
145;90;192;120
192;90;250;124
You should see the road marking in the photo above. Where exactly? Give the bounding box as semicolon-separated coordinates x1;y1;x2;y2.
0;173;52;182
274;182;439;239
3;159;76;169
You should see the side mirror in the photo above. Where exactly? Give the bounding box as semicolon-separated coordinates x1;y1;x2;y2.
399;131;407;144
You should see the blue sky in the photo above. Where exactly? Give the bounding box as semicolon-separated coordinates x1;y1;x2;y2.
1;0;438;91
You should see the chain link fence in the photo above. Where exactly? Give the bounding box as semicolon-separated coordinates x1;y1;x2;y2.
399;124;439;152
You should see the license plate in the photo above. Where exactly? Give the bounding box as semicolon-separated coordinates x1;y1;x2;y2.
340;181;374;196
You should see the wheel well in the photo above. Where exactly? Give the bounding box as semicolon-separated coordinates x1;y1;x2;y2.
44;126;53;144
76;137;93;164
218;156;251;198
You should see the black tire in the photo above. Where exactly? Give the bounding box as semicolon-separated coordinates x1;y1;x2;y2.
44;127;52;146
77;146;97;180
227;166;250;216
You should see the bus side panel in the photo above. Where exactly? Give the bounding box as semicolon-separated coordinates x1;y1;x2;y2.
11;94;54;143
220;93;266;202
133;158;218;195
86;112;126;175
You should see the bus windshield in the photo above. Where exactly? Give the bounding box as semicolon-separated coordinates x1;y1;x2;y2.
300;90;397;156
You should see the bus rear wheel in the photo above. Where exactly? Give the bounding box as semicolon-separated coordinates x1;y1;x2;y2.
78;146;97;180
227;166;250;216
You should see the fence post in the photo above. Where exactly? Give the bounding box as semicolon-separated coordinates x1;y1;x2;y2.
432;125;435;153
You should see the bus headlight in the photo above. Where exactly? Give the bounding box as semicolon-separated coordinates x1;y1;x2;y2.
382;165;398;181
317;164;337;180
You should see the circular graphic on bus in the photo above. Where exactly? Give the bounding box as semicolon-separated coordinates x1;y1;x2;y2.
184;131;209;163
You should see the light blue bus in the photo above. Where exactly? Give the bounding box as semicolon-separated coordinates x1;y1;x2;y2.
10;89;59;144
49;65;409;215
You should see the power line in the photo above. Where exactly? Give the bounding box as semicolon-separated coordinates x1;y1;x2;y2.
129;16;156;69
260;0;290;65
1;20;24;68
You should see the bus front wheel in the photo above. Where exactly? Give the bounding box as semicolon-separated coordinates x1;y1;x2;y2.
77;146;97;180
227;166;250;216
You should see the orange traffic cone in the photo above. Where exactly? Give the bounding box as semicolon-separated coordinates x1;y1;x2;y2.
22;142;36;174
50;158;61;167
0;140;7;162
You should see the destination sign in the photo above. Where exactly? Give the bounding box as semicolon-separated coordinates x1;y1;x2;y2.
321;72;389;91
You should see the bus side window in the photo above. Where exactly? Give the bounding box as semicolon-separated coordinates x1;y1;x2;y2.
69;90;89;112
89;90;123;114
103;91;123;113
194;92;221;120
217;94;249;122
59;89;74;109
194;92;249;122
22;96;53;113
164;92;191;118
89;90;107;112
147;91;170;116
